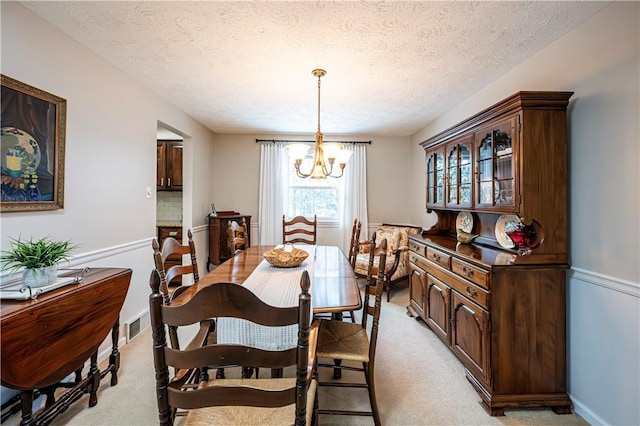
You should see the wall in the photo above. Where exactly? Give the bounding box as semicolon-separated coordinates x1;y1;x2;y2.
0;1;217;403
409;3;639;425
211;134;412;243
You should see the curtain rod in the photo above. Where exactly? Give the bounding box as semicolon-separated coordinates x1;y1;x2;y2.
256;139;371;144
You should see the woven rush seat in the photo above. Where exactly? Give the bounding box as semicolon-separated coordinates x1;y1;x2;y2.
184;378;317;426
317;320;369;363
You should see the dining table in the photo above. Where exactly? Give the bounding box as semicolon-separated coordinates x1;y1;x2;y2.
174;244;361;314
171;244;362;350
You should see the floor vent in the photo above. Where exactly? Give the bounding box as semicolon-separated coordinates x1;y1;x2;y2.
125;310;149;342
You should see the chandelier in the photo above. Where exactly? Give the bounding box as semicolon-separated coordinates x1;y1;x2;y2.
287;69;352;179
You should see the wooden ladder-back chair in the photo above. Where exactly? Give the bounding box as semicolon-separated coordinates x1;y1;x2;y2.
315;235;388;426
152;229;205;350
283;215;317;245
149;270;319;426
152;230;221;382
348;218;362;269
227;217;248;255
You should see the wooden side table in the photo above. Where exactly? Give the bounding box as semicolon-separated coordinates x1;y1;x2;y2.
0;268;132;425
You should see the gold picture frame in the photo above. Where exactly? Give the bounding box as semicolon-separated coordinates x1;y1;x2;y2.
1;75;67;212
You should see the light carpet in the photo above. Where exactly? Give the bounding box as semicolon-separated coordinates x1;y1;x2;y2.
16;282;588;426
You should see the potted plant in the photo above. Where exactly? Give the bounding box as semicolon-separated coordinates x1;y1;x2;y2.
0;236;77;287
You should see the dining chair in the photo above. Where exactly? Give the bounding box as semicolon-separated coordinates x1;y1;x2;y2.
152;229;206;349
348;218;362;269
152;231;224;380
227;217;248;255
314;235;388;426
283;214;317;245
149;269;319;426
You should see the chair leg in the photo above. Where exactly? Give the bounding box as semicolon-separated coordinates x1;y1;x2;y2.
365;361;381;426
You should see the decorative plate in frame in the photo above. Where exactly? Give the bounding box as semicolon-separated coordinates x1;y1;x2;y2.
456;211;474;233
494;214;521;249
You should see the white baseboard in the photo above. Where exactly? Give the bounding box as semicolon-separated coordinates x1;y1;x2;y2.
570;394;609;426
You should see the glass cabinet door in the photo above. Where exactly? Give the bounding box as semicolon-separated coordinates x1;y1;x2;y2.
474;116;518;211
426;147;445;208
445;136;473;208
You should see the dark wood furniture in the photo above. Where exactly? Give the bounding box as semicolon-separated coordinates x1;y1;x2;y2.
149;270;317;426
316;237;388;426
409;91;573;416
1;268;132;426
206;211;251;269
152;229;204;351
347;218;362;269
282;214;317;245
227;217;248;255
156;140;183;191
176;245;361;317
157;224;182;283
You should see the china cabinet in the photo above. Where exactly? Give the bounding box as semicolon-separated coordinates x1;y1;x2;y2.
410;91;573;416
157;141;183;191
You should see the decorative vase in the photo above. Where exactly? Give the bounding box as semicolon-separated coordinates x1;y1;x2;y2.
22;264;58;287
504;219;544;256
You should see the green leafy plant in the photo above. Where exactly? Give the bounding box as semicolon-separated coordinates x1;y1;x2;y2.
0;236;77;275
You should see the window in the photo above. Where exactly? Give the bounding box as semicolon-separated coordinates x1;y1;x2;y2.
287;153;341;221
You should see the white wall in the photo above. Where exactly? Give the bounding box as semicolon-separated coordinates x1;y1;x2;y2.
0;1;217;403
211;133;413;245
410;3;639;425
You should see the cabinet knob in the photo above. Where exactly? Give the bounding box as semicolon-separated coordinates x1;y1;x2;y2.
432;253;441;261
466;286;477;298
462;266;474;277
168;177;171;186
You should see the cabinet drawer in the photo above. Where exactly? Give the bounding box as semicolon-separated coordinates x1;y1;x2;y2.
447;275;489;310
158;227;182;242
409;240;426;256
451;258;488;289
426;247;451;270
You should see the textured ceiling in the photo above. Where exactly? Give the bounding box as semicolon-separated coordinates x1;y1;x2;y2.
22;1;608;137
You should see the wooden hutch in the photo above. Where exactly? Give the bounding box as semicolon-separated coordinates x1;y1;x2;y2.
207;211;251;270
408;91;573;415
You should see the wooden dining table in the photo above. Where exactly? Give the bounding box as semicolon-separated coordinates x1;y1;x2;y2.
173;244;362;315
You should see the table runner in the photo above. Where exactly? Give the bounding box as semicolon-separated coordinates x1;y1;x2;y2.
217;245;315;350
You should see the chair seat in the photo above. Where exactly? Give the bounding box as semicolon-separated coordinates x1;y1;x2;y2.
353;252;397;279
184;378;317;426
316;319;369;362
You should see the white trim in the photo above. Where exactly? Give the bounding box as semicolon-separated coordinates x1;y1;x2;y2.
65;238;153;268
570;267;639;298
569;394;609;426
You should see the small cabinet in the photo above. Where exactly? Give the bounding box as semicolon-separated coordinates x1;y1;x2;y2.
425;146;445;208
445;135;473;208
451;290;490;384
157;141;183;191
426;274;450;344
474;116;518;211
408;266;426;319
207;212;252;270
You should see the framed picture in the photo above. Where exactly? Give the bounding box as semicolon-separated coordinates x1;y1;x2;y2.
1;75;67;212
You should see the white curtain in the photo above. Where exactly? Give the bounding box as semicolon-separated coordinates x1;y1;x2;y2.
258;142;288;245
339;143;368;254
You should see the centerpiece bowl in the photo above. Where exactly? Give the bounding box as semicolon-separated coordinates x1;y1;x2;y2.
263;244;308;268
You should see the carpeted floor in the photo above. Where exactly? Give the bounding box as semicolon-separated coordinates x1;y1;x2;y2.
14;282;589;425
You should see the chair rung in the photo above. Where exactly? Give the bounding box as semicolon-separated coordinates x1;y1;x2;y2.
317;363;364;373
318;409;373;417
319;381;368;388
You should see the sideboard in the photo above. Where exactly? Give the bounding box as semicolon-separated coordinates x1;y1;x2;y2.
207;211;251;270
1;267;132;425
410;91;573;416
